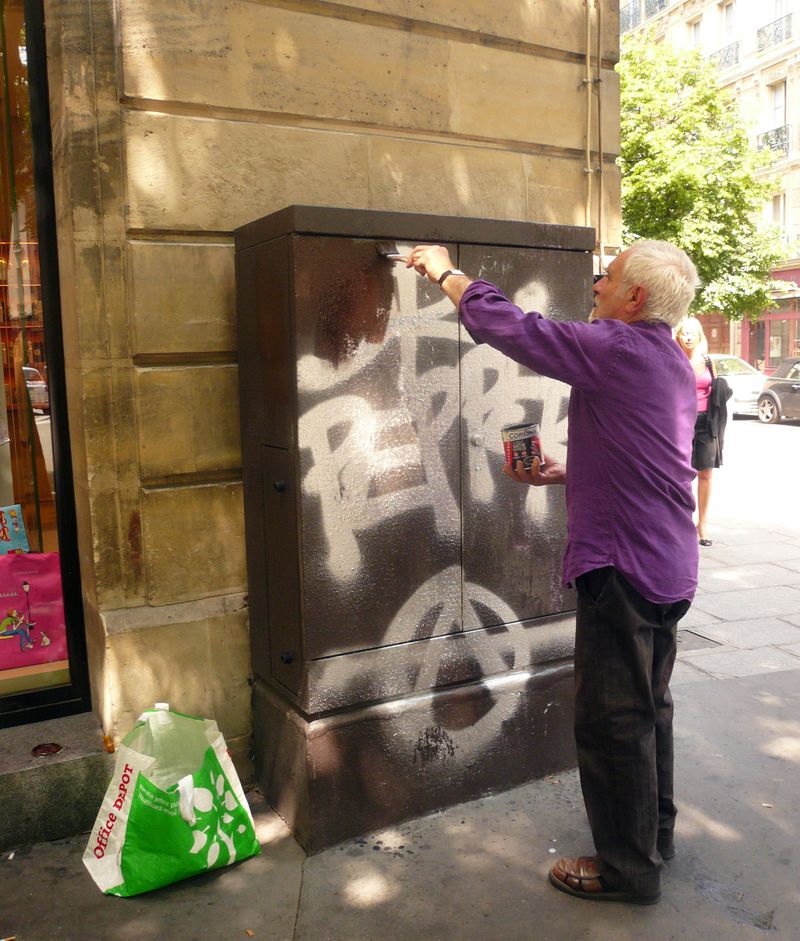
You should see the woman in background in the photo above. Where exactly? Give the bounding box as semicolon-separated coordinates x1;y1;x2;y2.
676;317;720;547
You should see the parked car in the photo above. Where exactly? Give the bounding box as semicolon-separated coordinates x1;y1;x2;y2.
709;354;765;417
23;365;49;412
758;357;800;424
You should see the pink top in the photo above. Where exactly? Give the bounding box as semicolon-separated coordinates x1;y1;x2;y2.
696;370;712;412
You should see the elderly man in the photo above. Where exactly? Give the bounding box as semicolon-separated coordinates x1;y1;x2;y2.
407;241;699;905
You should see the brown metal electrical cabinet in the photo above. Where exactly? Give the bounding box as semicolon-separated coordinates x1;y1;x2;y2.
235;206;593;851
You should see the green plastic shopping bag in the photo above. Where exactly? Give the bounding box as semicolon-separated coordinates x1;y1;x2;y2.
83;703;260;896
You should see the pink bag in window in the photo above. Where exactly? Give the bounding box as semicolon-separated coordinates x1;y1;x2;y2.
0;552;68;672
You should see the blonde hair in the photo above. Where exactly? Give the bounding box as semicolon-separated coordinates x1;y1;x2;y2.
676;316;709;355
621;240;700;328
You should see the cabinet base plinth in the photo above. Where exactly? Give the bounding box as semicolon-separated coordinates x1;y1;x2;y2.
253;662;576;853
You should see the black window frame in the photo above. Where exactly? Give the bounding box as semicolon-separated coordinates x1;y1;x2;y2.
0;0;90;726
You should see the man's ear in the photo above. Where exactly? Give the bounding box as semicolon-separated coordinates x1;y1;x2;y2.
626;284;648;319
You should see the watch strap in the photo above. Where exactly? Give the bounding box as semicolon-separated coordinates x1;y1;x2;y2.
437;268;465;286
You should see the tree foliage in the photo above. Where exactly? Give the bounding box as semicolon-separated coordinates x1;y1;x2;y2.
618;33;787;321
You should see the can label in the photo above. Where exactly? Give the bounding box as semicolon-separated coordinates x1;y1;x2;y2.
501;422;542;470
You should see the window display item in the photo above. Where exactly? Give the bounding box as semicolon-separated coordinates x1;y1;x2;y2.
0;504;30;553
0;552;66;671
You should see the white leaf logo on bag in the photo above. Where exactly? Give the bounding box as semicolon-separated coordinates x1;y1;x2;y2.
182;771;247;868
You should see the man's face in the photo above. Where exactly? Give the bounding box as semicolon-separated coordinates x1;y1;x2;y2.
591;252;630;321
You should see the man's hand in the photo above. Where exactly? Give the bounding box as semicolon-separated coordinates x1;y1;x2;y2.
502;454;566;487
406;245;454;284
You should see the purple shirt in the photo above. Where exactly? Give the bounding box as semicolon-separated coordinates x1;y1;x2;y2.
460;279;698;604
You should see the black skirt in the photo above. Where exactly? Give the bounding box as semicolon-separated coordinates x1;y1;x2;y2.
692;411;720;471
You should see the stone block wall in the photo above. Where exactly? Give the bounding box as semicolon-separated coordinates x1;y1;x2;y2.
44;0;621;774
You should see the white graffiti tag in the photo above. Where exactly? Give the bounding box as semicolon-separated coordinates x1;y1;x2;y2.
297;259;570;583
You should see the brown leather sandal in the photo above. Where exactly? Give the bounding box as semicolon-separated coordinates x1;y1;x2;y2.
548;855;660;905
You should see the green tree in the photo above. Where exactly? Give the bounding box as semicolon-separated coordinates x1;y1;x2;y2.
618;33;787;320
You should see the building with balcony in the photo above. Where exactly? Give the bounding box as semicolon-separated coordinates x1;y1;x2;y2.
622;0;800;371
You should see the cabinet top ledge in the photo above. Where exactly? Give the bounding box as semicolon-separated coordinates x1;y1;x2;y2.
234;205;595;254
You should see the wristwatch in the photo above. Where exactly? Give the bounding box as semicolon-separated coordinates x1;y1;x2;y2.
437;268;465;286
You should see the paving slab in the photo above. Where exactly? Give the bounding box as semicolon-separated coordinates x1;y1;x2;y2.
677;630;722;653
695;542;800;568
677;643;740;661
688;617;800;650
696;551;731;572
690;585;800;622
678;606;723;631
698;563;800;593
696;526;787;547
670;659;717;686
678;646;800;680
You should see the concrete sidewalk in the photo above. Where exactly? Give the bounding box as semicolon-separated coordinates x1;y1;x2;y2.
3;512;800;941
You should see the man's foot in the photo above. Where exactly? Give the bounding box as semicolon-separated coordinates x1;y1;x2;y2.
548;855;660;905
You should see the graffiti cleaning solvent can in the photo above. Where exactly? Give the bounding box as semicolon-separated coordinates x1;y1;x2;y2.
501;422;542;470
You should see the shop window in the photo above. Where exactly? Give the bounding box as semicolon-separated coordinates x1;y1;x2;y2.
768;319;790;365
1;0;87;722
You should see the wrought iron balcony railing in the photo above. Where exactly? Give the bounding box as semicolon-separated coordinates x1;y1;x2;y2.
644;0;669;19
621;0;641;33
757;13;793;51
757;125;790;156
709;41;740;69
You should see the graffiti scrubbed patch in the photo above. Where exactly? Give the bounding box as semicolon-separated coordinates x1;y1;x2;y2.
413;726;456;763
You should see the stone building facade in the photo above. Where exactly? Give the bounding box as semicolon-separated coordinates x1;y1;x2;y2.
39;0;621;776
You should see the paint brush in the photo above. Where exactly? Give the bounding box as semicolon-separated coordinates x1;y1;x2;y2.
375;240;407;263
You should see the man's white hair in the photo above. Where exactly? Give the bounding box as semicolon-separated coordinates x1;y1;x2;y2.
621;240;700;328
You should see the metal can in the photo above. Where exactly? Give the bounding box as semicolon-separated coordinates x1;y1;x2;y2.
501;422;542;470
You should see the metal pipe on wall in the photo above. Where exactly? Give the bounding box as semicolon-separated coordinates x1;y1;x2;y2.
596;0;605;265
583;0;607;268
584;0;593;231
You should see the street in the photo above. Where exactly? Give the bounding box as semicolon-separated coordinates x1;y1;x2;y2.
711;414;800;531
